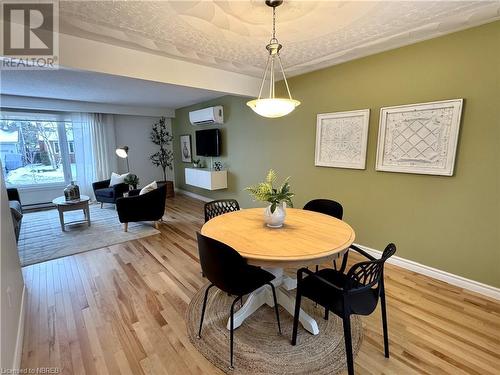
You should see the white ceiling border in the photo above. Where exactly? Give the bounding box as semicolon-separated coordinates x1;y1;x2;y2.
0;94;175;117
58;33;262;98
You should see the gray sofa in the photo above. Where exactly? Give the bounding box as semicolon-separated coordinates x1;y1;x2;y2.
7;188;22;242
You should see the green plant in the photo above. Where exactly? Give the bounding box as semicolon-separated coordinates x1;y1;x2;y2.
150;117;174;181
124;174;139;188
246;169;294;213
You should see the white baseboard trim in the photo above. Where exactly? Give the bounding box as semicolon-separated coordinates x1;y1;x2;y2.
355;243;500;301
175;188;213;203
12;284;27;370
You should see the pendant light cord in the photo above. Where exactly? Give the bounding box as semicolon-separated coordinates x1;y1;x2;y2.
271;6;276;99
272;6;276;41
256;1;294;102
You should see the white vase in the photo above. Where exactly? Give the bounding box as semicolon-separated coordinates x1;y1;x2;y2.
264;202;286;228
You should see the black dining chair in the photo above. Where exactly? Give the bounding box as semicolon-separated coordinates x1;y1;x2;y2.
201;199;241;277
303;199;347;271
196;232;281;369
291;243;396;375
303;199;343;220
204;199;240;222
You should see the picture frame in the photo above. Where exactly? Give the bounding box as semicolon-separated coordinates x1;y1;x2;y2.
375;99;463;176
315;109;370;169
180;134;192;163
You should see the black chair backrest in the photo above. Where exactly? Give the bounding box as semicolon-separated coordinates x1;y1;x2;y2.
204;199;240;222
147;184;168;216
196;232;248;294
346;243;396;292
116;184;167;222
303;199;343;219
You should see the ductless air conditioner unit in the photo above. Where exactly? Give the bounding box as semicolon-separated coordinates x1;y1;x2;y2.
189;106;224;126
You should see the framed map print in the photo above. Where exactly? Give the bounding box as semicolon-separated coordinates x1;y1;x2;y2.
375;99;463;176
315;109;370;169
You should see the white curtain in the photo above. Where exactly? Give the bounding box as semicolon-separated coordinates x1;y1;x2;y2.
91;114;116;181
72;113;116;199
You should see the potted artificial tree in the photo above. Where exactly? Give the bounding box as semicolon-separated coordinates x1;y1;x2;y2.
150;117;175;198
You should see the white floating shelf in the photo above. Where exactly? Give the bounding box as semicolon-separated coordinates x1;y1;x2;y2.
185;168;227;190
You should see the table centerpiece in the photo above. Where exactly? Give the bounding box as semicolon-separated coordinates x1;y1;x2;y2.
246;169;294;228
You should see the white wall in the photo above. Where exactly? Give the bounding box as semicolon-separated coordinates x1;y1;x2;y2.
0;163;25;370
114;115;175;187
16;185;65;207
58;33;262;97
1;94;174;117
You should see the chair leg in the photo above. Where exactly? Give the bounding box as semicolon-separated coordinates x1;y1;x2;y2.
314;265;319;308
229;296;241;370
100;202;103;209
123;223;128;232
324;308;329;320
291;287;302;345
197;284;214;339
342;314;354;375
267;283;281;334
381;290;390;358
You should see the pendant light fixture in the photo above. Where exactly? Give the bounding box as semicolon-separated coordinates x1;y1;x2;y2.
247;0;300;118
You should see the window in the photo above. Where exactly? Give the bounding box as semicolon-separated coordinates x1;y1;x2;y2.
0;112;77;187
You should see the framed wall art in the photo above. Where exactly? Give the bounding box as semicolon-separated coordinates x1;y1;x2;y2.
375;99;463;176
315;109;370;169
180;134;192;163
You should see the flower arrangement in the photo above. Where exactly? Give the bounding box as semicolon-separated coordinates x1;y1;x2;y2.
246;169;294;213
124;174;139;189
193;158;203;168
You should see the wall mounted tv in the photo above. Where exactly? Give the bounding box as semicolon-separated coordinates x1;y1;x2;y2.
195;128;221;157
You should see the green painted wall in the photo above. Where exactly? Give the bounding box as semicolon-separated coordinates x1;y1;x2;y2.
173;21;500;287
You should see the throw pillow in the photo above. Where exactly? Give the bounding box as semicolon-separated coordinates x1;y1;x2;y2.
140;181;157;195
109;172;129;186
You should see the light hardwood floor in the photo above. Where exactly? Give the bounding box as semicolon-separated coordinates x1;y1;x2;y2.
21;195;500;374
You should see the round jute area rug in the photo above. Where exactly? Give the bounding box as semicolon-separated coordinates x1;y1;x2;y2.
186;284;363;374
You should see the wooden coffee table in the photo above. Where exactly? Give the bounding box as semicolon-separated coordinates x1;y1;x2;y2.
52;195;91;232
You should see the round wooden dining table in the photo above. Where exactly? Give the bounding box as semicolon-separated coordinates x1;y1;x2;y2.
201;207;355;335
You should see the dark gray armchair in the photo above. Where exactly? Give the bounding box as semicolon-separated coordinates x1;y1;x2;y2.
92;179;129;207
116;184;167;232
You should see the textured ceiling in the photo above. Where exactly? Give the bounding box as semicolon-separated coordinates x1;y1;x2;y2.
59;1;500;77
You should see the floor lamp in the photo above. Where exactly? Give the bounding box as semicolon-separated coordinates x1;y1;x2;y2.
115;146;130;172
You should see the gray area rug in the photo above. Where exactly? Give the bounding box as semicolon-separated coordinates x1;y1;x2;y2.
187;283;363;374
18;203;160;266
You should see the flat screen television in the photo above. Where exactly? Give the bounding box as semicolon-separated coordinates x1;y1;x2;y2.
195;129;221;157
